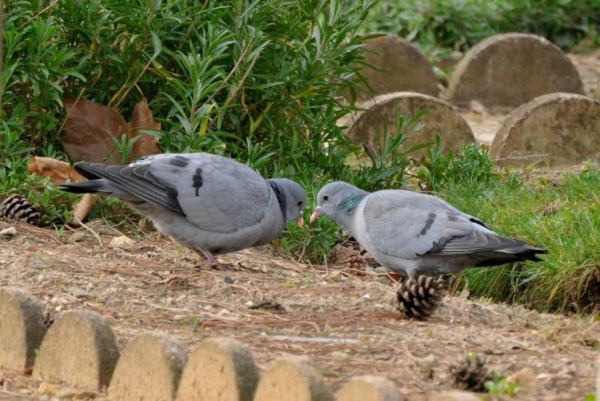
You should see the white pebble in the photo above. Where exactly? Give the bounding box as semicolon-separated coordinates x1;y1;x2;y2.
0;227;17;237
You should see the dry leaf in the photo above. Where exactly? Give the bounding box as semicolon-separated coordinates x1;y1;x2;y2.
72;194;95;223
62;95;129;164
28;156;86;184
61;95;160;164
130;98;160;159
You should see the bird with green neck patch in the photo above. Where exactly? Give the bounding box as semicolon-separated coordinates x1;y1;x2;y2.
311;181;547;279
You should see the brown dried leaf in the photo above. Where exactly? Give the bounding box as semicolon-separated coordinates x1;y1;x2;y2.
130;98;160;159
72;194;95;223
61;95;160;164
62;95;130;164
28;156;86;184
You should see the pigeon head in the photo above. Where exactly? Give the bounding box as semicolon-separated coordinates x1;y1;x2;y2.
310;181;368;226
268;178;308;227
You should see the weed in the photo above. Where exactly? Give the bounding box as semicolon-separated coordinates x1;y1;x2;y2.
485;373;521;397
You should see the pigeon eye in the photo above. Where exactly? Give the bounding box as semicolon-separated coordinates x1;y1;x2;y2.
297;201;303;207
323;195;329;201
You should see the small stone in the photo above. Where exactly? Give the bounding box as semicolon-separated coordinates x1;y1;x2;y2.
0;288;47;371
109;332;187;401
68;288;92;299
33;310;119;390
329;271;343;282
429;390;480;401
224;276;235;284
0;227;17;237
254;356;332;401
177;337;259;401
38;382;58;396
363;294;372;301
50;296;68;306
71;232;89;243
336;375;403;401
330;351;349;359
109;235;135;248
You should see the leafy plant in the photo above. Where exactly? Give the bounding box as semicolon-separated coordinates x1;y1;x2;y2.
360;108;430;190
417;135;498;191
364;0;600;63
485;373;521;397
110;134;141;165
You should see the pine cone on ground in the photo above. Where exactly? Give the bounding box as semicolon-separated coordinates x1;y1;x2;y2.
0;195;41;226
449;353;492;392
328;243;365;270
396;275;445;319
345;237;381;268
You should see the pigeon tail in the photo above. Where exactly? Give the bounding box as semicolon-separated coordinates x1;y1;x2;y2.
475;244;548;267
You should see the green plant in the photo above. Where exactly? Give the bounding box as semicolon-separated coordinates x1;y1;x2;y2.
485;373;521;397
110;134;141;165
360;108;430;190
417;136;498;191
442;168;600;313
364;0;600;63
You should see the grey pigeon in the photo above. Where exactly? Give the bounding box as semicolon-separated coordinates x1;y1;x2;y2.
310;181;547;278
61;153;307;270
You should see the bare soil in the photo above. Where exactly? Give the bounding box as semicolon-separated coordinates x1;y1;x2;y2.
0;220;598;400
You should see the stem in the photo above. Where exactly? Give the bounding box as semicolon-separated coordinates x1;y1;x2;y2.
0;0;4;118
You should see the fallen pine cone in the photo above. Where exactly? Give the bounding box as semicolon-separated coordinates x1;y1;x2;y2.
328;243;365;270
396;275;445;320
0;195;41;226
449;353;492;392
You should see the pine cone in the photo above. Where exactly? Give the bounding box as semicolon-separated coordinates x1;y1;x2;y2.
396;275;445;319
0;195;41;226
329;244;365;270
449;353;491;392
344;237;381;268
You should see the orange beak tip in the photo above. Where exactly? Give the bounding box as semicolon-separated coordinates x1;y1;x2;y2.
309;207;321;224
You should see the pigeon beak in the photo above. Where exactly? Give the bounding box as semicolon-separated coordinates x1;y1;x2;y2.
309;206;321;224
296;216;304;227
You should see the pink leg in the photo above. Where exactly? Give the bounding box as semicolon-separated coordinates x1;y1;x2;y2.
193;249;236;272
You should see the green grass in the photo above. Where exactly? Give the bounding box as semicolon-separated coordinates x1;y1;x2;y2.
436;167;600;313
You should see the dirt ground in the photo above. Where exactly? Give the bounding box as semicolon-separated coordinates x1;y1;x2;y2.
0;219;598;400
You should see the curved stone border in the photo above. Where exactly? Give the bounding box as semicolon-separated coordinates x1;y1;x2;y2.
176;337;259;401
446;33;584;111
336;375;403;401
0;287;47;371
33;310;119;390
346;35;440;101
491;93;600;167
109;332;187;401
345;92;475;157
0;289;402;400
254;356;332;401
